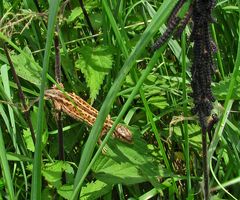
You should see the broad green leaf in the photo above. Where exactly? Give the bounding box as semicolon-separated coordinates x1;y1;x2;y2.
147;95;169;109
42;162;62;188
58;181;111;200
93;155;147;185
41;188;52;200
42;161;74;188
23;129;35;152
57;185;73;199
11;47;41;87
67;7;83;23
80;180;112;200
75;46;113;103
89;13;102;30
92;128;172;187
213;74;240;100
170;124;201;148
66;1;99;24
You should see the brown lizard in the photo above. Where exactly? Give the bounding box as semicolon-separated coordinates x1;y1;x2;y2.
44;85;132;143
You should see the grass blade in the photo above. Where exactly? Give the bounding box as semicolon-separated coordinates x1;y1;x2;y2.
181;30;191;196
31;1;61;200
0;127;15;200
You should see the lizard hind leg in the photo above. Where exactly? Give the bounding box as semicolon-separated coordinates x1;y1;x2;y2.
98;130;109;154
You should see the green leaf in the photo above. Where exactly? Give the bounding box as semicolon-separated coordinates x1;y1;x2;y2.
41;188;52;200
42;162;62;188
75;46;113;103
147;95;169;109
42;161;74;188
23;129;35;152
213;74;240;100
93;155;147;185
67;7;83;23
80;180;112;200
66;1;100;24
92;129;172;186
58;181;111;200
89;13;102;30
11;47;41;87
57;185;73;199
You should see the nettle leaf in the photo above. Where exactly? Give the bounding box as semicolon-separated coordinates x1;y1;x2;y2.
143;85;169;109
170;124;201;148
92;128;171;187
67;7;83;23
58;181;112;200
23;129;35;152
80;180;112;200
75;46;113;103
11;47;41;87
93;155;146;185
148;95;169;109
42;161;74;188
89;13;103;30
67;1;99;24
213;74;240;100
57;185;73;199
41;188;52;200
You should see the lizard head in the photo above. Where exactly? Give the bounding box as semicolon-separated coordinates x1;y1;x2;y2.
115;125;133;143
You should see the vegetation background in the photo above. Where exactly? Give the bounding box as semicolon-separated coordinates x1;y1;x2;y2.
0;0;239;199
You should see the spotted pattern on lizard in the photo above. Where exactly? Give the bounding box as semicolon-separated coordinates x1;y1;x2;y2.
44;85;132;143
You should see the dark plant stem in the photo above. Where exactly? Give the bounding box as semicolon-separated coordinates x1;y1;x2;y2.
78;0;97;42
54;33;61;83
0;0;3;18
202;128;209;200
3;44;36;143
54;32;66;184
56;111;66;184
33;0;41;13
190;1;217;198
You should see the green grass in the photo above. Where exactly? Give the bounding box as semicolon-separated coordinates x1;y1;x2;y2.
0;0;239;199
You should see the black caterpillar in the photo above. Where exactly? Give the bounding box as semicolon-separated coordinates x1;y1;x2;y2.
151;0;218;130
150;17;181;51
151;1;218;199
191;0;217;129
